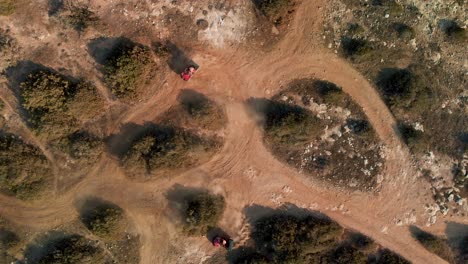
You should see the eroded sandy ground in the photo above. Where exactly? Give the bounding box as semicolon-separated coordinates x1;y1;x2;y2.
0;0;466;263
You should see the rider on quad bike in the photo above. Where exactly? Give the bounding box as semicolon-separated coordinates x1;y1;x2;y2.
212;236;234;250
181;65;196;81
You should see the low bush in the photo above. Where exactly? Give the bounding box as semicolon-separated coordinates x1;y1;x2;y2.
0;0;15;16
63;5;98;32
183;192;225;235
19;70;103;139
375;249;411;264
341;37;372;57
346;119;370;135
260;100;322;146
52;131;103;165
325;245;368;264
376;68;412;99
0;228;19;248
81;203;123;238
177;90;226;130
122;125;219;177
439;19;466;41
398;123;429;153
256;0;292;25
104;45;151;98
34;234;104;264
0;29;13;52
234;252;269;264
391;23;415;39
413;228;454;263
0;132;52;199
252;214;342;262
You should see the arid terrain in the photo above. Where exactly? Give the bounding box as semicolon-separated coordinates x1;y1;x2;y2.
0;0;466;263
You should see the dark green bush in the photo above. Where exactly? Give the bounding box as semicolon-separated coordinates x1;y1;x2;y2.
398;123;429;153
183;192;225;235
391;23;415;39
341;37;372;57
346;119;370;135
413;229;454;263
52;131;103;165
376;68;412;98
81;204;123;238
439;19;466;41
375;249;411;264
325;245;368;264
0;228;19;248
35;234;104;264
0;132;52;199
252;214;342;262
63;6;98;32
234;252;269;264
260;100;322;146
19;70;102;139
104;46;151;98
122;126;219;177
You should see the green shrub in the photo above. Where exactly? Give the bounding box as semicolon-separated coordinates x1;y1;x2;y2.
439;19;466;42
260;100;322;146
34;234;104;264
398;123;429;153
19;70;103;139
63;5;98;32
257;0;292;24
122;126;219;177
183;192;225;235
67;81;104;121
413;229;454;263
104;46;151;98
0;132;52;199
178;90;226;129
392;23;415;39
252;214;342;262
325;245;367;264
376;249;411;264
0;0;15;16
346;119;370;135
341;37;372;57
81;204;123;238
0;228;19;248
52;131;103;164
375;68;415;108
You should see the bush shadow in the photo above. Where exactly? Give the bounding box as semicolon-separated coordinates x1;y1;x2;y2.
87;37;137;66
22;231;71;263
48;0;63;16
445;221;468;251
166;42;198;74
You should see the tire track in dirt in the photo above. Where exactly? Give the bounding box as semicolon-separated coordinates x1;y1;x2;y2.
0;1;450;263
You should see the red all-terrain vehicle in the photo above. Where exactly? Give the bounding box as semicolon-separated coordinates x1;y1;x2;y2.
181;65;197;81
212;236;234;250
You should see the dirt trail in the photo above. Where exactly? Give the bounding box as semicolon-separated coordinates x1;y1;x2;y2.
0;1;455;264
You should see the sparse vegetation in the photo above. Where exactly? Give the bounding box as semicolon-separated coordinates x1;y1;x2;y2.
0;29;13;52
0;0;15;16
412;227;454;263
121;125;220;178
80;202;124;238
0;132;52;199
183;192;225;235
104;45;152;98
256;0;292;25
63;5;98;32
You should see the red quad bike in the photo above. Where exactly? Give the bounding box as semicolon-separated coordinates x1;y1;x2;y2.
180;65;197;81
212;236;234;251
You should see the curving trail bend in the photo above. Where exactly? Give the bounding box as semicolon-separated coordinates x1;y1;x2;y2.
0;1;453;264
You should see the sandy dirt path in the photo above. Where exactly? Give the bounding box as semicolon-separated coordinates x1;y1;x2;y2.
0;1;459;264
